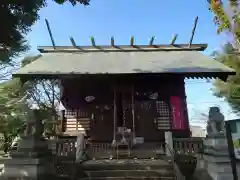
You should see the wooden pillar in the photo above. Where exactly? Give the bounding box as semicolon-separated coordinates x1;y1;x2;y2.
183;80;190;136
60;110;66;132
112;86;117;145
131;84;136;141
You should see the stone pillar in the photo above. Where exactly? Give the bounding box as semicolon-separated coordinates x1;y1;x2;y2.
76;133;86;163
0;110;55;180
165;131;173;156
203;133;234;180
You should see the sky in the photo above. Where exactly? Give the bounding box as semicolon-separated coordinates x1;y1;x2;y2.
24;0;238;127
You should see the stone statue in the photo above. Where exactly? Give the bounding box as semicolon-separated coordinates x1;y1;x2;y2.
207;106;225;135
11;110;49;158
23;117;44;138
34;117;44;138
24;121;34;137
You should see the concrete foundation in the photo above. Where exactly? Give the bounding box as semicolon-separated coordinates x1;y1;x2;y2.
1;158;55;180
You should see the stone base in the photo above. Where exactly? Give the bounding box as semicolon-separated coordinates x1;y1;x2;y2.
204;134;229;159
208;171;233;180
10;136;51;158
204;135;227;149
203;134;235;180
0;158;55;180
203;154;230;163
206;132;225;138
207;161;233;174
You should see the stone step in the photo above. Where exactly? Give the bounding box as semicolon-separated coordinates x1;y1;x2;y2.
83;164;173;171
84;169;175;178
80;176;175;180
79;159;175;180
81;159;173;171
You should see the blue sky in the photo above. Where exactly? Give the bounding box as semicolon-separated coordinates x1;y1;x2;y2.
25;0;238;127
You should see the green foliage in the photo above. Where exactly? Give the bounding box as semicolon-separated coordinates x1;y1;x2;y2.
208;1;240;114
212;43;240;114
54;0;90;5
0;0;90;62
0;78;30;152
208;0;240;45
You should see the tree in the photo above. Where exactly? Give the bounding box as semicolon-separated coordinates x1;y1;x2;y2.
0;54;61;150
212;43;240;114
24;78;61;137
208;1;240;114
21;55;60;116
208;0;240;46
0;79;30;152
18;55;61;136
0;60;20;81
0;0;90;63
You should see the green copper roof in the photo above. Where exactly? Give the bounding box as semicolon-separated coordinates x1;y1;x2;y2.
14;50;235;78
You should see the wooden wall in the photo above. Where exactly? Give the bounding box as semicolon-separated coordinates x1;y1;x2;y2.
60;75;190;142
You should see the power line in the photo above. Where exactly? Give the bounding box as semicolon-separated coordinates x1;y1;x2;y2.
187;100;225;104
190;119;207;121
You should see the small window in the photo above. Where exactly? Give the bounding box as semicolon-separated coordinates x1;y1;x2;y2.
156;101;170;116
155;101;171;130
65;109;77;118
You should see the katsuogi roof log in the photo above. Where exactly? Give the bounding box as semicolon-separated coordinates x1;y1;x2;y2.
14;16;235;80
14;44;235;80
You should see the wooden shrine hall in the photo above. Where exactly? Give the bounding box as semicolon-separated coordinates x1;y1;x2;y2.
14;41;235;141
13;17;236;158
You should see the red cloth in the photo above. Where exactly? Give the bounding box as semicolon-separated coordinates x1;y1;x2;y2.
170;96;185;130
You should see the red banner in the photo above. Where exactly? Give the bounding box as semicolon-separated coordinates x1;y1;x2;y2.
170;96;185;130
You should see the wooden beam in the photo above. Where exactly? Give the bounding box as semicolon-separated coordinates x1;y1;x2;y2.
130;36;134;46
38;44;208;53
111;36;115;47
149;36;155;46
45;19;56;49
91;36;96;46
170;34;178;45
189;16;198;48
69;37;77;47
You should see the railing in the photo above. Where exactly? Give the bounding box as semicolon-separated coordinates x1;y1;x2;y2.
173;137;203;155
49;137;203;179
49;137;204;160
89;142;167;159
49;139;76;177
89;142;113;159
49;139;76;158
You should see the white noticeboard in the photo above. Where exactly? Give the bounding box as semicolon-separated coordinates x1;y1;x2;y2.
232;134;240;159
230;120;240;160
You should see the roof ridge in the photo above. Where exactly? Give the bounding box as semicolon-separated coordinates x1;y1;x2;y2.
38;44;208;53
